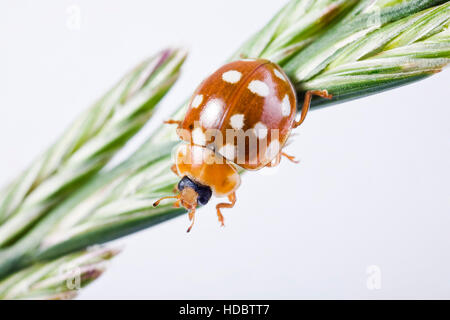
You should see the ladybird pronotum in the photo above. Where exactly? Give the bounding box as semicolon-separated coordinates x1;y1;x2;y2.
153;59;332;232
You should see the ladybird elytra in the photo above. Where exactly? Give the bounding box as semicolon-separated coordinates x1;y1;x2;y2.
179;59;298;170
154;59;332;232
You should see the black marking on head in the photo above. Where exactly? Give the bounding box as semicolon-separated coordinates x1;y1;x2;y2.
178;176;212;206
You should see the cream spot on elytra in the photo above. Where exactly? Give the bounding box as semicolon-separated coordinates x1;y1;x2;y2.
281;94;291;117
273;69;286;82
200;99;223;128
253;122;268;139
191;94;203;108
230;114;245;130
222;70;242;84
248;80;269;97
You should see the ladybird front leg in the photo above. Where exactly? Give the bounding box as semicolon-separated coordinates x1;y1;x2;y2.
293;90;332;129
170;165;180;194
216;192;237;227
186;207;197;233
171;164;179;176
164;119;182;127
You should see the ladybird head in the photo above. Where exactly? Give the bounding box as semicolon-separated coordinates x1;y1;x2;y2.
177;176;212;207
152;175;212;233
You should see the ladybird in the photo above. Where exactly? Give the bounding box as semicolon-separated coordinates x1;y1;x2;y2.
154;59;331;232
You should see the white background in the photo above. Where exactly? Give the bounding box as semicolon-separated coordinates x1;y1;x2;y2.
1;1;449;299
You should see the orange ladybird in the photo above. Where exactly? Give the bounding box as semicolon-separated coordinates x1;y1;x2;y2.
154;59;331;232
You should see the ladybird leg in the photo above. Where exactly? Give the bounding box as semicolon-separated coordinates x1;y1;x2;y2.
171;164;179;176
281;152;299;164
215;192;237;227
265;151;298;168
173;199;181;208
293;90;332;129
186;207;197;233
164;119;182;126
171;165;180;194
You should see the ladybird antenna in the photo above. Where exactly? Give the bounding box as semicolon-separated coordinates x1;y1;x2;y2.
153;194;180;207
186;207;196;233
